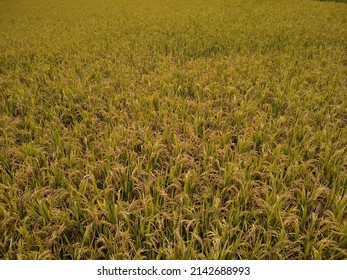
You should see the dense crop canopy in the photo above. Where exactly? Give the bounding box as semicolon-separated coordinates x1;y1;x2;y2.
0;0;346;259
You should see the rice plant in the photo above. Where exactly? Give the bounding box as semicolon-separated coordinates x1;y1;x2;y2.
0;0;346;259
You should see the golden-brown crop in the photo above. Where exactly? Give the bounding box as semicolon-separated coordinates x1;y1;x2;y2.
0;0;346;259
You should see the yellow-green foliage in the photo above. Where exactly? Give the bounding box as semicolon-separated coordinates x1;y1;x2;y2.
0;0;346;259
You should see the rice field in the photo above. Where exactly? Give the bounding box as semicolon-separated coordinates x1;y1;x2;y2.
0;0;346;259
